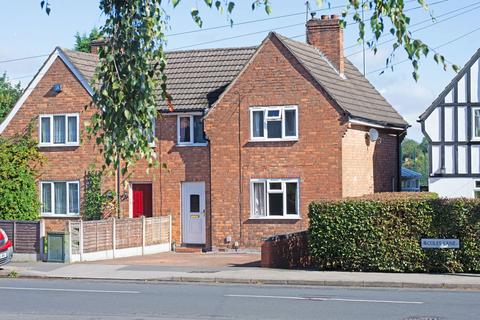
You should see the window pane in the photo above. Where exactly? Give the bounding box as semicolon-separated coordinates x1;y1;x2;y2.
252;111;264;138
53;116;66;144
41;183;52;213
193;116;206;143
267;121;282;138
146;118;155;144
267;110;280;118
476;110;480;138
67;116;77;143
54;182;67;214
285;110;296;137
253;183;266;216
190;194;200;213
68;183;79;214
179;117;191;143
476;181;480;188
475;191;480;199
41;118;51;143
268;193;283;216
269;182;282;190
286;182;298;215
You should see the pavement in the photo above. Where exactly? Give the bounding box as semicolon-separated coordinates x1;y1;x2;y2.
2;278;480;319
2;251;480;290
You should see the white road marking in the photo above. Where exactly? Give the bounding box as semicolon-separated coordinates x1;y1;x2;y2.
225;294;424;304
0;287;139;294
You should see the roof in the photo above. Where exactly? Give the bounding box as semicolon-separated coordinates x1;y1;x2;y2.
401;167;422;179
419;48;480;121
60;33;407;127
62;46;256;112
274;33;408;128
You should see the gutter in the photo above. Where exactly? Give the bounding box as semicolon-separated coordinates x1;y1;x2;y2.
349;118;408;131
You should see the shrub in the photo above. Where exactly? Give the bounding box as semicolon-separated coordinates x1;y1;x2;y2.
83;169;115;220
308;196;480;273
0;130;44;220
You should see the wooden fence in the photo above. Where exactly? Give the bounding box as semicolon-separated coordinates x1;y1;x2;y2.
68;216;171;262
0;220;41;255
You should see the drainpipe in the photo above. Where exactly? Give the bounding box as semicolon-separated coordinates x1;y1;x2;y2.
397;130;407;192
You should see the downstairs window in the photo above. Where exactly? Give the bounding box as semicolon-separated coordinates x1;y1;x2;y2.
250;179;299;218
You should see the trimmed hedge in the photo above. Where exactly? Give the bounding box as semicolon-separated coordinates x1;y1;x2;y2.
308;194;480;273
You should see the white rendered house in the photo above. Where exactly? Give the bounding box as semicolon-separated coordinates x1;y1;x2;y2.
419;49;480;198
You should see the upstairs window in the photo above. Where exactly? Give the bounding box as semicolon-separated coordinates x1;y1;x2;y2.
250;106;298;141
177;115;207;146
39;114;79;147
250;179;300;219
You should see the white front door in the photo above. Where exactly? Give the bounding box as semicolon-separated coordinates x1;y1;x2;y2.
181;182;206;244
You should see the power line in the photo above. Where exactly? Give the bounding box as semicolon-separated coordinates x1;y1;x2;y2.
367;24;480;75
166;3;349;37
345;1;480;56
0;54;49;65
171;0;439;50
289;0;448;40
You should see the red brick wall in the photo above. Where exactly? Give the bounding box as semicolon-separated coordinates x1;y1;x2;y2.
205;36;348;249
342;125;400;197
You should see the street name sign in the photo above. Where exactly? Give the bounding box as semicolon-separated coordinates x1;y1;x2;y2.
421;238;459;249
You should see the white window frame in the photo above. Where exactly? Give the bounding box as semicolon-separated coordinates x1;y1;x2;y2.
38;113;80;147
472;107;480;141
40;180;80;217
176;113;208;146
249;178;300;219
249;105;298;142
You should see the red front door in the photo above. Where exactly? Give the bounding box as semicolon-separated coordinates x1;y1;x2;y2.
132;184;152;218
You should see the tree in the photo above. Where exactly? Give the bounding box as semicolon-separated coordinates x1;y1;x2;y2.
401;138;428;186
74;27;101;53
0;127;44;220
0;73;22;122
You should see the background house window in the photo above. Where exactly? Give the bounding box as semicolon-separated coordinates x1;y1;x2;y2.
251;179;299;218
474;180;480;198
177;115;207;145
41;181;80;215
39;114;79;146
250;106;298;141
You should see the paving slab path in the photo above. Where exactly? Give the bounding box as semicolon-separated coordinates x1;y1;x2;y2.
2;252;480;290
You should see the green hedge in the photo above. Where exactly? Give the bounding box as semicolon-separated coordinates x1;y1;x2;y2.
0;130;44;221
308;195;480;273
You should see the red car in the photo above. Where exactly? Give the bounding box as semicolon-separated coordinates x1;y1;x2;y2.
0;228;13;266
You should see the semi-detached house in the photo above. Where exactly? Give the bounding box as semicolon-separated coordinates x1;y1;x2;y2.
0;15;408;249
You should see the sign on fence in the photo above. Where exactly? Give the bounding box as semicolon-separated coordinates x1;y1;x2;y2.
421;238;460;249
68;216;171;262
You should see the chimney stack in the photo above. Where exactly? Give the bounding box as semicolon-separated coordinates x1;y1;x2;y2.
90;38;106;55
306;14;344;74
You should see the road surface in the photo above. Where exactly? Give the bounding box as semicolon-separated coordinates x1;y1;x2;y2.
1;278;479;319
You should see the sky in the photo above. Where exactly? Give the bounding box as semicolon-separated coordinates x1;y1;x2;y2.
0;0;478;142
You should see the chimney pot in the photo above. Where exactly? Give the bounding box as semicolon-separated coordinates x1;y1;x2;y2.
330;14;338;20
321;15;329;20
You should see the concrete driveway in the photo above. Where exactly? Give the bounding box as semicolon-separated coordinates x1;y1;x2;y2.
86;252;261;268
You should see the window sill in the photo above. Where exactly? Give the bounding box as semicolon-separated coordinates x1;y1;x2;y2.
41;214;80;218
39;143;80;148
176;143;208;147
249;138;298;143
248;216;301;220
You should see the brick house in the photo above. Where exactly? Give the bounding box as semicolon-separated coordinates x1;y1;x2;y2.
0;16;408;249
